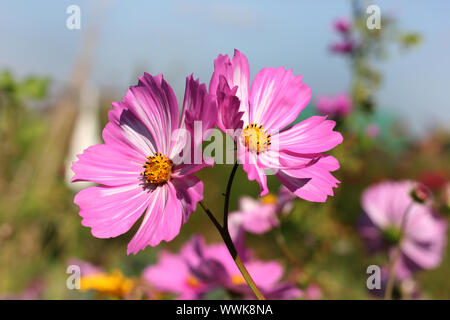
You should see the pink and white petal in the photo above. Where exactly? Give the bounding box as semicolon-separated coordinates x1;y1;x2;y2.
240;156;269;197
172;162;212;178
171;75;217;162
249;67;311;131
257;148;323;171
181;75;217;135
383;181;415;225
276;155;340;202
245;261;284;289
216;76;244;132
123;73;179;155
102;111;156;158
401;238;444;270
407;214;447;246
237;142;269;197
171;175;204;223
277;116;343;154
361;182;397;228
72;144;143;186
209;49;250;124
74;184;150;239
238;197;261;212
241;205;279;234
127;183;183;254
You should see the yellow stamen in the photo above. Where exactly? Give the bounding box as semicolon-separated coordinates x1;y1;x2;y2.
261;193;277;205
142;152;172;184
242;123;271;154
80;270;133;298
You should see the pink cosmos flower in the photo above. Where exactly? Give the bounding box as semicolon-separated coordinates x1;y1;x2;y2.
143;242;211;300
209;50;343;201
185;236;301;299
359;181;447;279
333;17;352;34
315;93;353;118
228;186;295;235
145;235;301;300
72;73;217;254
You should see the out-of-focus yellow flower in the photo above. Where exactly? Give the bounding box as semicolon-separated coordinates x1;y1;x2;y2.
260;193;277;205
231;274;246;286
186;275;202;288
80;269;133;298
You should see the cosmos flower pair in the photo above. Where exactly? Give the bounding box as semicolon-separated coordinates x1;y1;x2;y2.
72;50;343;254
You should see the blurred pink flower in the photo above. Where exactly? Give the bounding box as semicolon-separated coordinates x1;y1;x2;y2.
72;73;217;254
330;39;357;54
333;17;352;34
304;283;322;300
315;93;353;118
359;181;447;279
1;279;46;300
145;235;301;300
143;242;212;300
68;258;103;276
210;49;343;202
228;186;296;235
365;123;380;138
187;236;301;299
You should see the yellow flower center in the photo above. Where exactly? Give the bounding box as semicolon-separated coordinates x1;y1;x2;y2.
141;152;172;184
231;274;246;286
80;270;133;298
242;123;271;154
260;193;277;205
186;275;202;288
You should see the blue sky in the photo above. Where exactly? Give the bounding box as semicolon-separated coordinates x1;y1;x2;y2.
1;0;449;135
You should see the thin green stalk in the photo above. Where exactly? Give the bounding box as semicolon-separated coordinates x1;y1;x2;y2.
384;202;414;300
199;162;266;300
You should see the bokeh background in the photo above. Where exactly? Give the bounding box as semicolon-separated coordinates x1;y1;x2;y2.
0;0;449;299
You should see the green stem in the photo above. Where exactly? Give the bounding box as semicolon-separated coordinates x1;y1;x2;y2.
199;163;266;300
223;162;239;230
384;202;414;300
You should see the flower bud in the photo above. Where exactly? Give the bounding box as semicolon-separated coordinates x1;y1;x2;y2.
410;183;431;204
